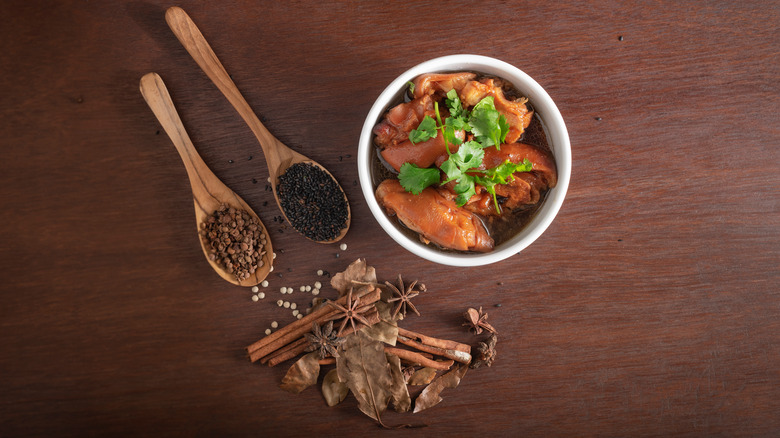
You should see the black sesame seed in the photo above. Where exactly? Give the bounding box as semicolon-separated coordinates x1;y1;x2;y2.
228;159;234;164
618;35;624;41
252;178;258;184
595;117;602;121
276;163;349;241
248;155;253;161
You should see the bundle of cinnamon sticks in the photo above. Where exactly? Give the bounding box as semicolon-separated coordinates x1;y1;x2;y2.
245;284;471;370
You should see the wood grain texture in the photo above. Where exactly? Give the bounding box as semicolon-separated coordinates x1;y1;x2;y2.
0;1;777;437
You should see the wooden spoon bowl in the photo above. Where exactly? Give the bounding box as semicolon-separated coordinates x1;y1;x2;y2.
140;72;273;286
165;6;350;243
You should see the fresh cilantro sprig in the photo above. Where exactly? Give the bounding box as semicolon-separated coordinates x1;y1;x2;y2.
397;89;527;213
468;96;510;149
398;162;440;195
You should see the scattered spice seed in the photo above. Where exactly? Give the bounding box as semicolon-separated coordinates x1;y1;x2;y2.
283;301;291;308
271;321;278;329
276;162;349;242
251;295;259;302
292;310;299;316
277;300;283;306
261;280;269;287
265;329;272;335
339;243;347;251
291;303;297;310
296;314;303;319
300;286;306;292
312;289;320;296
258;292;265;299
251;286;259;293
618;35;624;41
280;287;287;294
317;270;323;276
305;285;312;292
314;281;322;289
595;116;602;121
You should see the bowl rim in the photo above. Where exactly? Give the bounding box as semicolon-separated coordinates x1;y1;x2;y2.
358;54;571;267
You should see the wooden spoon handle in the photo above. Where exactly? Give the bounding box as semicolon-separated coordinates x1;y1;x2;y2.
165;6;289;176
139;72;217;204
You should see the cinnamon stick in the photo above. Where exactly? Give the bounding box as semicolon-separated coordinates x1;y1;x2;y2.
265;309;381;366
397;334;472;364
384;346;453;370
259;337;307;365
246;286;379;362
397;327;471;354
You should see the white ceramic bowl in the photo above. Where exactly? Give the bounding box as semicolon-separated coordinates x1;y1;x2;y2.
357;54;571;266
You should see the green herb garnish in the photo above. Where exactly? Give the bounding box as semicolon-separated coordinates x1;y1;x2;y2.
398;90;530;213
468;96;509;149
408;115;437;144
398;162;441;195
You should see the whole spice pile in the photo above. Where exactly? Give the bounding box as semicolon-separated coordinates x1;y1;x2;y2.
276;162;349;241
201;204;267;281
247;259;499;427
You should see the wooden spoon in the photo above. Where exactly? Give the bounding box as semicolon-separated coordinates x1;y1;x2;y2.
165;6;350;243
140;72;273;287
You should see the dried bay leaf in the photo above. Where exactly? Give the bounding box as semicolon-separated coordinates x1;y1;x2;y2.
361;319;398;346
385;353;411;412
336;330;393;423
413;364;468;413
363;292;398;345
279;352;320;394
331;258;377;296
322;369;348;406
408;367;438;386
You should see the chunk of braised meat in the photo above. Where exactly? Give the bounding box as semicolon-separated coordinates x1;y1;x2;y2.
376;179;494;252
412;72;477;99
436;142;557;217
380;129;465;172
458;78;533;143
373;95;434;149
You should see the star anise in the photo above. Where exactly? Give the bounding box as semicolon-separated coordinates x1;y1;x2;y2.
326;288;374;336
470;333;497;369
385;274;425;319
304;321;345;359
463;307;497;335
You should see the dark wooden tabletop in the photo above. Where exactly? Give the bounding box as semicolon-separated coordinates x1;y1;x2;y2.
1;1;778;436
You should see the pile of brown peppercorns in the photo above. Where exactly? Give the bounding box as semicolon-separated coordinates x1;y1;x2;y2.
201;204;267;282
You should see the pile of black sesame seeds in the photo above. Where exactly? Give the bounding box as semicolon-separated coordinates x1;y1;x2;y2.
276;163;348;242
